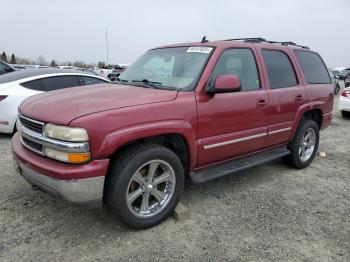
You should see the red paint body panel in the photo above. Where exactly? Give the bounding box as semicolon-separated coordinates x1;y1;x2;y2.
13;40;334;181
20;84;178;125
11;133;109;180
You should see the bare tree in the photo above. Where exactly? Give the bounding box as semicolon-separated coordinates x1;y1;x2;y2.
36;55;47;66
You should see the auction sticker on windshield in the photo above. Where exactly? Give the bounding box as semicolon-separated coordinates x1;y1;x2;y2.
187;47;213;54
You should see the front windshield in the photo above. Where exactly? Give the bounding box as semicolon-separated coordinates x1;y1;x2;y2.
119;46;213;90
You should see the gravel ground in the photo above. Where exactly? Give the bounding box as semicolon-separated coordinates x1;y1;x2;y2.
0;100;349;262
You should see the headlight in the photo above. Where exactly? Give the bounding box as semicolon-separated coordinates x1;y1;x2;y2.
44;124;89;142
44;148;91;163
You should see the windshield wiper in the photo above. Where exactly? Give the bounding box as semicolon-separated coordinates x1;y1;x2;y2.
116;78;129;83
131;79;162;89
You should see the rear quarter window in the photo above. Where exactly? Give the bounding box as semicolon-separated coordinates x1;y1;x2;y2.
21;79;45;91
294;50;331;84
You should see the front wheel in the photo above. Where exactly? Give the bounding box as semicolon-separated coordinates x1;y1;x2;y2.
104;144;184;229
283;120;319;169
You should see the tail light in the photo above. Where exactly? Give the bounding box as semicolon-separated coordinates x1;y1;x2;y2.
341;90;350;97
0;95;8;102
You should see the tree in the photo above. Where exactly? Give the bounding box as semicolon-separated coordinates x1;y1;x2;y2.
73;61;85;68
10;53;16;64
97;61;105;68
1;51;7;62
50;59;57;67
36;55;47;66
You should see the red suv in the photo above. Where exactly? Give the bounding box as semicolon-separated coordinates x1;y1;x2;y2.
12;37;333;228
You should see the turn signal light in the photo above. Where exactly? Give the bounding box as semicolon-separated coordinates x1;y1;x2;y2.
67;153;91;163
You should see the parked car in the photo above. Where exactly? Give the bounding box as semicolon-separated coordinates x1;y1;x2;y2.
0;60;16;75
0;69;110;134
10;64;27;71
12;38;333;229
338;87;350;118
343;68;350;88
329;70;344;94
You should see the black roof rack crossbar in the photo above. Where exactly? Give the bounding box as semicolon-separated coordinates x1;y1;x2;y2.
221;37;310;49
223;37;266;42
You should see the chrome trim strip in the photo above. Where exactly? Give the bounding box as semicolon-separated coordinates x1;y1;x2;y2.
204;132;267;150
268;127;292;135
20;125;90;153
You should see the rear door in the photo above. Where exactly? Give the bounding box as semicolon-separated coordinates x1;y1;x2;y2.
196;48;269;166
258;48;306;147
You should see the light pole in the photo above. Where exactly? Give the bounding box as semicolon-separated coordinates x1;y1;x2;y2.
105;25;109;68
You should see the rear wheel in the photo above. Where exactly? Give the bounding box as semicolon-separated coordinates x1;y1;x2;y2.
341;110;350;119
105;144;184;229
283;119;319;169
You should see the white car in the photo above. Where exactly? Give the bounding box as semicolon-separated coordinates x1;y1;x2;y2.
0;68;110;134
338;88;350;118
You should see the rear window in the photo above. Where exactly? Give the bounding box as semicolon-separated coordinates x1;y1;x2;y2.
263;50;298;89
294;50;331;84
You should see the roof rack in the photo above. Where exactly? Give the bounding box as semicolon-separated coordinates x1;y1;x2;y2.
220;37;310;49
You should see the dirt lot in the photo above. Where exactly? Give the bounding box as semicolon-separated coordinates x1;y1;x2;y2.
1;100;349;262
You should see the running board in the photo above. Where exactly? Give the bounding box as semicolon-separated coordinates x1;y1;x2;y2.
190;147;290;184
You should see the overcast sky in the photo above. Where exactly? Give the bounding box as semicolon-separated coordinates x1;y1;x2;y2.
1;0;349;67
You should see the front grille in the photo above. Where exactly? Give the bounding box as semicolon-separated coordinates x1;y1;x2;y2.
19;115;44;134
22;137;43;153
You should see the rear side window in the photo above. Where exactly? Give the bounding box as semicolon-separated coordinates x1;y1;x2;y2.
294;50;331;84
21;79;44;91
263;50;298;89
41;76;80;91
80;76;107;85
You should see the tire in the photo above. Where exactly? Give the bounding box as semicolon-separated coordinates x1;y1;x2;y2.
334;83;340;95
283;119;319;169
341;111;350;119
104;144;184;229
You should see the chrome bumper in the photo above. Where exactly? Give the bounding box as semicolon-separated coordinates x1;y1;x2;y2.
15;159;105;206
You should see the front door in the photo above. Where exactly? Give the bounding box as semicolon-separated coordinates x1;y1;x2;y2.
196;48;268;166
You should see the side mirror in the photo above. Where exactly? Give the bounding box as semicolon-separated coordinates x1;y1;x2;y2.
206;74;241;94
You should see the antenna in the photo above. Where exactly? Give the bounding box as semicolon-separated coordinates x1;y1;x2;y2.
201;36;208;43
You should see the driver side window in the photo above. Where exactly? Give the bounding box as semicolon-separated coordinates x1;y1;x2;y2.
211;48;260;91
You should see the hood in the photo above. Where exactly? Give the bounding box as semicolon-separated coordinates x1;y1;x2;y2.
20;83;178;125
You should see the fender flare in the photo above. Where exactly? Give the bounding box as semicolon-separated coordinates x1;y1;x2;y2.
289;101;324;141
97;120;198;168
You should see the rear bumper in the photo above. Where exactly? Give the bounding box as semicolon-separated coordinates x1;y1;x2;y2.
11;133;109;206
338;96;350;112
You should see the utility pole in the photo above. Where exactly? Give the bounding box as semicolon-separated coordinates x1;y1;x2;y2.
105;25;109;68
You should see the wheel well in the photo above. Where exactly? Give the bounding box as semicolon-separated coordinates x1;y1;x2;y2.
110;134;190;172
302;109;322;128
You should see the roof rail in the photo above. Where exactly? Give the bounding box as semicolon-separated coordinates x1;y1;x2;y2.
221;37;310;49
